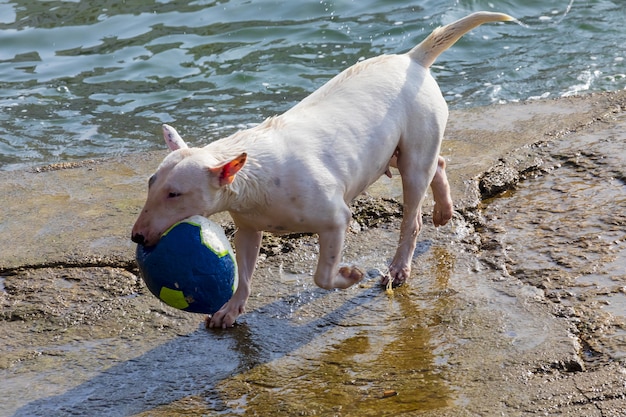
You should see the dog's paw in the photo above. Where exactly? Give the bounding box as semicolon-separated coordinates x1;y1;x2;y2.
383;263;410;287
432;200;453;227
338;266;365;287
206;299;244;329
380;275;405;288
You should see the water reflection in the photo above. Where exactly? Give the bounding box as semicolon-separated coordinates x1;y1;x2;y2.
12;265;454;417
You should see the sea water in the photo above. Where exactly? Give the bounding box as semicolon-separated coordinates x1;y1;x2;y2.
0;0;624;170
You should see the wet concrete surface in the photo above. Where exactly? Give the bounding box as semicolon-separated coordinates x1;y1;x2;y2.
1;91;626;416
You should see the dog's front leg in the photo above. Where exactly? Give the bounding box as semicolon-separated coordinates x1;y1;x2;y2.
314;223;364;290
207;226;262;329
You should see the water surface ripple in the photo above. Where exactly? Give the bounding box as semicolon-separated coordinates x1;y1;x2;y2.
0;0;624;170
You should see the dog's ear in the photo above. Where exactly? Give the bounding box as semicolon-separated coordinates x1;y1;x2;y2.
162;124;188;151
208;153;247;187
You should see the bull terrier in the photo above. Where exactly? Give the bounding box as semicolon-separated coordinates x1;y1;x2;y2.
132;11;514;328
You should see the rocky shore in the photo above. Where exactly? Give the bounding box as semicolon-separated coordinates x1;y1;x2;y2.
2;91;626;416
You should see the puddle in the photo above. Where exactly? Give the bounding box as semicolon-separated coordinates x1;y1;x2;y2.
190;230;459;417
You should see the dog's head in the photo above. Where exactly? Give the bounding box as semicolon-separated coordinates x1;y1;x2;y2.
131;124;246;247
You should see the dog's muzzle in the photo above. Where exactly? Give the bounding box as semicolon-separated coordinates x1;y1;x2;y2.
131;233;146;245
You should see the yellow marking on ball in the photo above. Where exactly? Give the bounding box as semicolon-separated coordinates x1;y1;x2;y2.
160;286;190;309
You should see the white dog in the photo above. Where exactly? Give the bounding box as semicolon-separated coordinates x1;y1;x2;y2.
132;11;514;328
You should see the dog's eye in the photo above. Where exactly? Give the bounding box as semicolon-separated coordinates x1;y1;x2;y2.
168;192;182;199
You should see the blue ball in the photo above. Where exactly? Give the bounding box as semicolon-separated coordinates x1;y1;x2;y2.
135;215;238;314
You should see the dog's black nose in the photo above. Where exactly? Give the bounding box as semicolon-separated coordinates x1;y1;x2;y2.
131;233;145;245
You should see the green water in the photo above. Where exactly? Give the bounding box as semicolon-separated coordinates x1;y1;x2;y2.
0;0;624;170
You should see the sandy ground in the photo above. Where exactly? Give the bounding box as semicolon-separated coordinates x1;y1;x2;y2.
1;91;626;416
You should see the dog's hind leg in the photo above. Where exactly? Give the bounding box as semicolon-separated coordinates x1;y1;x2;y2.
390;154;453;226
386;150;438;286
431;156;453;226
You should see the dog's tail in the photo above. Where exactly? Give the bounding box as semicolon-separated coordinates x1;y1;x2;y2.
408;11;514;69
